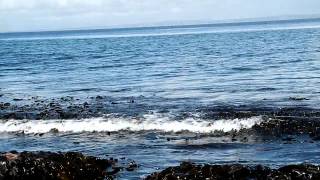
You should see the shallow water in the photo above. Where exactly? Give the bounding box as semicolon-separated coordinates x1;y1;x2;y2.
1;19;320;179
1;131;320;179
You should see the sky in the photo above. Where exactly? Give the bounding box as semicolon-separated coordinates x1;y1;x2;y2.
1;0;320;32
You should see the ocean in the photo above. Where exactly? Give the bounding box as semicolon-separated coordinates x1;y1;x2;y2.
1;19;320;179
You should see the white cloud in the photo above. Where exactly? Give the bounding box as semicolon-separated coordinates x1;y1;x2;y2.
1;0;320;32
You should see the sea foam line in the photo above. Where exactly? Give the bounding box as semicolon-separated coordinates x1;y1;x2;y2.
0;115;263;134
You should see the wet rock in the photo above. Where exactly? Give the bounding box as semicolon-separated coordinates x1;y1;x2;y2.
3;103;10;107
34;133;44;137
282;136;295;141
96;95;104;100
289;97;309;101
240;137;248;142
0;151;116;179
14;131;25;136
60;96;74;101
126;161;138;171
49;128;59;133
146;162;320;180
83;102;89;108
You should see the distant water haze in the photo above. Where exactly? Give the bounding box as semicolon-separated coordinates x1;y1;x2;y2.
1;0;320;32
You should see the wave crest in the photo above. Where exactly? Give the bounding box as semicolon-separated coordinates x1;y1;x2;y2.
0;114;263;134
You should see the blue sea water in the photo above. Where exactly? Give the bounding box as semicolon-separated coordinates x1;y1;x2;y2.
1;19;320;178
1;19;320;107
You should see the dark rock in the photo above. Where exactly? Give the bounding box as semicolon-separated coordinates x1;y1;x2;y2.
289;97;309;101
83;102;89;107
282;136;295;141
96;95;104;100
146;162;320;180
125;161;138;171
0;151;116;179
3;102;10;107
49;128;59;133
34;133;45;137
240;137;248;142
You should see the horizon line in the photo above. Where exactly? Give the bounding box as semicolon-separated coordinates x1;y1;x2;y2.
1;16;320;35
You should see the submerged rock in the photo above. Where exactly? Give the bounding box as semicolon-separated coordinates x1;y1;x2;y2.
126;161;139;171
146;162;320;180
289;97;309;101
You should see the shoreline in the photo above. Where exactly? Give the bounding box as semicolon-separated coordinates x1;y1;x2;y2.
2;96;320;179
1;151;320;179
1;95;320;138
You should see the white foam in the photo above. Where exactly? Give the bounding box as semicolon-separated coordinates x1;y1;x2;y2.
0;114;263;134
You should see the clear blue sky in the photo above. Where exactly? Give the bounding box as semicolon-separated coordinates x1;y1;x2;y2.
1;0;320;32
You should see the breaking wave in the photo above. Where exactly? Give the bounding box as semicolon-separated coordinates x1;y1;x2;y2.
0;114;263;134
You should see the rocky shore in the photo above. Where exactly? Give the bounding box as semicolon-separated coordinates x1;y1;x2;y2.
0;151;138;179
146;162;320;180
1;151;320;180
2;96;320;179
